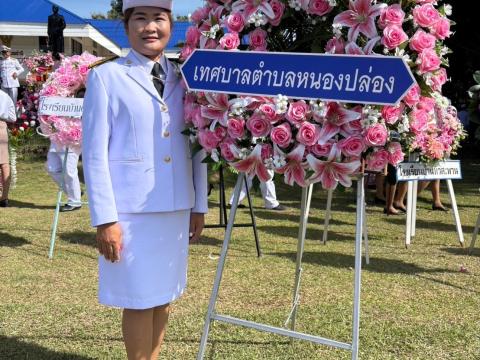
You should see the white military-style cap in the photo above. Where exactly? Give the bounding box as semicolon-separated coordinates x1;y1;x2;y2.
1;45;11;52
122;0;173;12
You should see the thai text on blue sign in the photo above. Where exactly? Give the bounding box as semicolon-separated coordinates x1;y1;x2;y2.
181;49;416;105
397;160;462;181
39;96;84;118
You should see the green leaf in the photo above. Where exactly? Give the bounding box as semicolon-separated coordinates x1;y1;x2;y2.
473;71;480;85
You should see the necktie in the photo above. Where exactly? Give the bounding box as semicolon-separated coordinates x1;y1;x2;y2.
151;62;164;97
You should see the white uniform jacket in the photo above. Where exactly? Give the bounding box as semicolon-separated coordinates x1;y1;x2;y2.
0;90;16;122
82;51;208;227
0;58;24;88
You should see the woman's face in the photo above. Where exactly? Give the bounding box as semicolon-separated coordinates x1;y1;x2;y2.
126;7;171;61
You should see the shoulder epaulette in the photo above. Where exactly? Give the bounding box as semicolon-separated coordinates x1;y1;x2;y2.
88;55;120;69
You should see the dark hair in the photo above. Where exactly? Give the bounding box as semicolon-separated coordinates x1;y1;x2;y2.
123;7;174;30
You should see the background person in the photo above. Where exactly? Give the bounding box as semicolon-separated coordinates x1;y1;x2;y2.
0;89;16;207
82;1;207;359
0;45;24;104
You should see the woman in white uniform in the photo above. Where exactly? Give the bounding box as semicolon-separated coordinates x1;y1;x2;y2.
81;1;208;359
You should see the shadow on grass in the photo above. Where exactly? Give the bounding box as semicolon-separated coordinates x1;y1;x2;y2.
0;335;93;359
254;209;354;227
258;225;355;242
0;232;30;247
272;251;455;275
384;217;475;234
59;231;96;247
7;199;55;210
441;246;480;257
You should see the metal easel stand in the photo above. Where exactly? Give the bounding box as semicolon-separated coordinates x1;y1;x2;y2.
204;165;262;257
321;188;370;265
48;148;88;259
197;174;366;360
404;154;464;248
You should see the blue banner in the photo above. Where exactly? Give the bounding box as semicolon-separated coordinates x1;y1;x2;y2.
181;49;416;105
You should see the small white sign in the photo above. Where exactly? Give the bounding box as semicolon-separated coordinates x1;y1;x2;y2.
397;160;462;181
38;97;84;118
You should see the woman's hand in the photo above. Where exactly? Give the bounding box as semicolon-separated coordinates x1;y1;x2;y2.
96;222;123;262
189;213;205;244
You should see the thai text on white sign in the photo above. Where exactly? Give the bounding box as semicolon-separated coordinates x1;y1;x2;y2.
397;160;462;181
38;97;84;118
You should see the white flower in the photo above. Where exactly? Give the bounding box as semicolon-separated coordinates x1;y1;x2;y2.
273;154;287;169
328;0;337;6
19;126;25;131
332;24;343;38
248;12;267;27
264;157;274;170
211;149;220;162
30;121;36;127
444;4;452;16
275;94;289;114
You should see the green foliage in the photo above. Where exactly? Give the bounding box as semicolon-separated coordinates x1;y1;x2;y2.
107;0;123;19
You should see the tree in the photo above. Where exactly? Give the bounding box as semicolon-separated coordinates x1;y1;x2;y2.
91;12;107;19
176;15;189;22
107;0;123;19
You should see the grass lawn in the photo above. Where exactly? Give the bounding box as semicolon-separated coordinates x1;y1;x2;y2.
1;159;479;359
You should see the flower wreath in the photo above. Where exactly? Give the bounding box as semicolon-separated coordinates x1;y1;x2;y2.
181;0;466;189
38;52;101;151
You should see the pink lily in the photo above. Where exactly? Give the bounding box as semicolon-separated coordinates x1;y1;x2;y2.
317;102;361;145
232;0;275;20
345;36;381;55
307;144;361;190
275;145;307;187
232;144;271;182
200;92;231;126
333;0;386;42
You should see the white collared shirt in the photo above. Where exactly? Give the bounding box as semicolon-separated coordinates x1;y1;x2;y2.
130;49;168;82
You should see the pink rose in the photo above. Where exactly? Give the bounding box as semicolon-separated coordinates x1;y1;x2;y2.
78;64;89;77
325;37;346;54
226;12;245;33
426;138;445;159
192;107;209;129
271;123;292;148
186;26;201;46
378;4;405;29
364;123;388;147
269;0;285;26
180;46;194;61
296;122;320;146
219;139;236;161
249;28;268;50
259;103;280;123
381;104;404;125
227;118;245;139
308;0;333;16
219;32;240;50
430;68;447;92
409;29;436;52
409;109;429;133
214;126;227;140
41;85;57;97
367;149;389;172
417;48;441;74
387;142;405;165
338;135;365;157
412;4;440;28
309;142;333;157
431;17;451;40
286;100;309;125
198;129;221;152
417;96;435;112
381;25;408;50
246;113;271;137
403;84;421;107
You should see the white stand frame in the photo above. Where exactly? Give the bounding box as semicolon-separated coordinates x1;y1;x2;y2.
197;174;366;359
404;154;464;248
48;148;88;259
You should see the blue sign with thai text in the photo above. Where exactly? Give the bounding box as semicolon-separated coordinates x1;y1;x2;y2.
181;49;416;105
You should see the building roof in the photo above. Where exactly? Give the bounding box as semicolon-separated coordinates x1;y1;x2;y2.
0;0;86;25
87;20;190;51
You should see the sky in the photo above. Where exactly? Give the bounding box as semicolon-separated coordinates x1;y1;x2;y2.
54;0;204;18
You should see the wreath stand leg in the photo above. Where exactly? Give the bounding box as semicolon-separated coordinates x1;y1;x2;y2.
197;174;365;360
48;148;69;259
204;166;262;257
446;179;464;246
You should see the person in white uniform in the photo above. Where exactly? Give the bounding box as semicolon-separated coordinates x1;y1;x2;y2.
229;169;286;210
0;45;24;104
82;1;207;359
45;142;82;211
0;90;16;207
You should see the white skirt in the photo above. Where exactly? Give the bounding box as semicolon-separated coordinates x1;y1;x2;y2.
98;210;190;309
